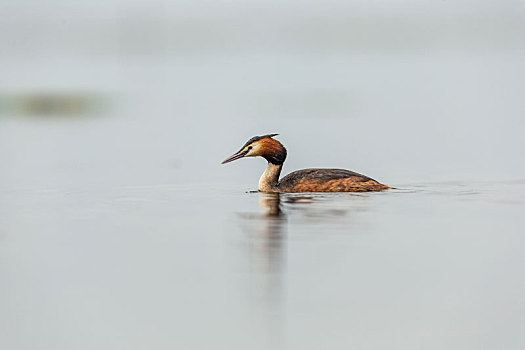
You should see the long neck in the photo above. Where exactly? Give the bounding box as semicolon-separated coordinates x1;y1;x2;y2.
258;162;283;192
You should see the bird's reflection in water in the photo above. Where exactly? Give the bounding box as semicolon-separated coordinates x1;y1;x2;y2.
237;192;367;348
240;193;286;301
238;192;353;303
238;192;287;349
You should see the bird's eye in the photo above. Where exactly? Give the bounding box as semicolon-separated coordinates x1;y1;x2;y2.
248;146;253;150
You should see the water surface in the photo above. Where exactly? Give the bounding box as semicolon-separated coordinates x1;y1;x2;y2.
1;179;524;349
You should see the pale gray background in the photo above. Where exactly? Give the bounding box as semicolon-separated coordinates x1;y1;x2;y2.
1;1;524;349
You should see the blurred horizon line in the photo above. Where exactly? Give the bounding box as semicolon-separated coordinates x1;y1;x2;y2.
1;14;524;57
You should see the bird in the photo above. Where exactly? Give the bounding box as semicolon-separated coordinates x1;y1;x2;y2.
221;134;390;193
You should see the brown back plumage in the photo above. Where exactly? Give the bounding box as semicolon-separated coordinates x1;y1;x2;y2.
277;168;390;192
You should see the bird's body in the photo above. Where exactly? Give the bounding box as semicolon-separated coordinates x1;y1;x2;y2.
222;134;390;193
275;168;388;192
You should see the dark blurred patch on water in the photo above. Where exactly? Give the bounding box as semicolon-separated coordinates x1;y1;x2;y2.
0;92;110;117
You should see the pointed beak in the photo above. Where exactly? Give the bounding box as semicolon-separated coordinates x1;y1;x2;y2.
221;150;248;164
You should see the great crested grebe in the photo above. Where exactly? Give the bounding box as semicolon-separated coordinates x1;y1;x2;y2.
222;134;390;193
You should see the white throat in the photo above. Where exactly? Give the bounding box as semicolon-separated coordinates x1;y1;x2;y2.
258;163;282;192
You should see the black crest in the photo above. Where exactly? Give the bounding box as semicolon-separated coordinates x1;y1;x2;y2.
241;133;279;149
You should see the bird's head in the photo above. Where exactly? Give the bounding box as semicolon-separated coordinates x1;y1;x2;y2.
221;134;287;165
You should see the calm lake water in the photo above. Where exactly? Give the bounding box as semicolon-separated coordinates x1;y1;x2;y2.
2;2;525;349
1;172;524;349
